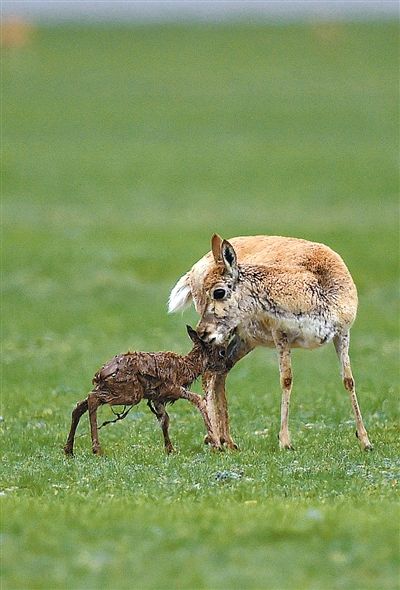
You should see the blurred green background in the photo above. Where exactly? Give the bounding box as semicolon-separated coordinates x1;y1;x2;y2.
2;22;399;590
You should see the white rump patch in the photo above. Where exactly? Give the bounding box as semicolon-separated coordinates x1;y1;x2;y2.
168;272;193;313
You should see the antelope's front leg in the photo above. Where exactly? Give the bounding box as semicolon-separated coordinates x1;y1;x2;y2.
202;372;236;449
202;337;253;450
273;331;294;450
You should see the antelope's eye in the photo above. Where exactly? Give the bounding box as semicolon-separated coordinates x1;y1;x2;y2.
213;288;226;300
218;350;226;358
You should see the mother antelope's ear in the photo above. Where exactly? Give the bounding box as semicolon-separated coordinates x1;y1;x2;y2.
221;239;238;281
211;233;223;263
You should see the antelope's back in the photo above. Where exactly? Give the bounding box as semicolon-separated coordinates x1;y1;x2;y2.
189;235;358;325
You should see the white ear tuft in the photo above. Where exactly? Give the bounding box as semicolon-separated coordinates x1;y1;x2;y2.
168;272;193;313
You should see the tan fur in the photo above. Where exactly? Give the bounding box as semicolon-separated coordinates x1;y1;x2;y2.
193;236;357;332
169;235;372;451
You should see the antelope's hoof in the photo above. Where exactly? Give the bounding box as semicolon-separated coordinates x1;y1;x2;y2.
219;435;239;450
211;444;224;453
208;437;224;451
63;446;73;457
278;435;294;450
278;432;294;450
356;431;373;451
165;445;175;454
280;443;295;451
92;446;103;455
362;441;373;451
204;435;212;445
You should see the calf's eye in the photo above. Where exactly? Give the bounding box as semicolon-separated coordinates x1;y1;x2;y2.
213;288;226;300
218;350;226;358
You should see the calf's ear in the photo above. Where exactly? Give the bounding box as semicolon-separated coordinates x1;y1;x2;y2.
222;239;238;281
186;325;200;343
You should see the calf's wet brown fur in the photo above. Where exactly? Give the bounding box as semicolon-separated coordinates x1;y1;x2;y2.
64;326;228;456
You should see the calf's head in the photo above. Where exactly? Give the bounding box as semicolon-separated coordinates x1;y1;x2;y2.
196;234;246;346
186;325;230;373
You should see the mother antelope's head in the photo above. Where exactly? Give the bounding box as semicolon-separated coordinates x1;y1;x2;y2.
196;234;244;345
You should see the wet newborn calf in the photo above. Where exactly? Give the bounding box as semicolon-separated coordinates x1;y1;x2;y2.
64;326;228;455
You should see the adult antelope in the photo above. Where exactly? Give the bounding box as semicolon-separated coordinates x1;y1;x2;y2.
168;234;372;451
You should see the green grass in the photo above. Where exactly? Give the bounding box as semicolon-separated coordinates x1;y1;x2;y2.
2;21;399;590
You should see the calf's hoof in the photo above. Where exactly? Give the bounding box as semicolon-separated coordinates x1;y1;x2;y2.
165;444;175;454
92;445;103;455
63;445;73;457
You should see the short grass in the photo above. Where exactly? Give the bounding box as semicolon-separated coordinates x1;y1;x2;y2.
2;22;399;590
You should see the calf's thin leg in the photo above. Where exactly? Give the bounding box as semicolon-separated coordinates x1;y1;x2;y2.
87;391;103;454
273;331;294;450
334;332;372;450
149;401;174;454
64;399;88;456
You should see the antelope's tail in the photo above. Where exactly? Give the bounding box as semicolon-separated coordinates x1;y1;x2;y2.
168;271;192;313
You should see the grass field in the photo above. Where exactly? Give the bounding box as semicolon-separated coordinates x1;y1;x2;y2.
2;21;399;589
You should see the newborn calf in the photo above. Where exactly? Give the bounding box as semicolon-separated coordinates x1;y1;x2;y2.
64;326;228;455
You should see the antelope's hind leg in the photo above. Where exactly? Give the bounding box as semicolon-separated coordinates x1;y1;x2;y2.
334;332;372;451
64;398;88;456
273;331;294;450
149;401;174;454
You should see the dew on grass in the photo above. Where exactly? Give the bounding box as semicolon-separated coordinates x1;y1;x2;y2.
28;421;47;430
77;550;111;572
304;508;323;522
329;550;348;564
0;487;19;495
215;470;244;481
